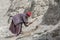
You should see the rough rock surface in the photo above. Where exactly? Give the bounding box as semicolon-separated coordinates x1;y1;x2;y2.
0;0;60;40
42;0;60;25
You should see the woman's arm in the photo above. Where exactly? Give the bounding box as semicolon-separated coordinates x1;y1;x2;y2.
24;18;37;27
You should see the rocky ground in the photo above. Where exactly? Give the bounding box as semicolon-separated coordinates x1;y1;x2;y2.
0;0;60;40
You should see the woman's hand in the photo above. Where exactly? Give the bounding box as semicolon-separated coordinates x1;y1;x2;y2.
25;22;32;27
28;22;32;25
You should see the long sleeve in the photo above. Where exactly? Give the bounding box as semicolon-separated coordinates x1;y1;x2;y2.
22;15;28;26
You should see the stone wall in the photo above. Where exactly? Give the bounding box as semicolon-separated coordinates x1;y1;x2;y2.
42;0;60;25
0;0;10;26
0;0;60;40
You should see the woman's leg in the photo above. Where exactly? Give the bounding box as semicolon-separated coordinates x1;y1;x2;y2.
16;23;22;36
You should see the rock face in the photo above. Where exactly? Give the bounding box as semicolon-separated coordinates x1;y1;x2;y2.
42;0;60;25
0;0;60;40
0;0;10;26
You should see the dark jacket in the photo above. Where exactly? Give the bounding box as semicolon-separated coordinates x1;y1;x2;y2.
12;14;28;25
9;13;28;34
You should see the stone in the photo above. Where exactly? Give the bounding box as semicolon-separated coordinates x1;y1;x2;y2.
0;0;60;40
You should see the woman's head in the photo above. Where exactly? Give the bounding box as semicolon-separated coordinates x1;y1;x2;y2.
26;11;32;17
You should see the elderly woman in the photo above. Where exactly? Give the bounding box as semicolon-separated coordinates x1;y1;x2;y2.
9;11;33;36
